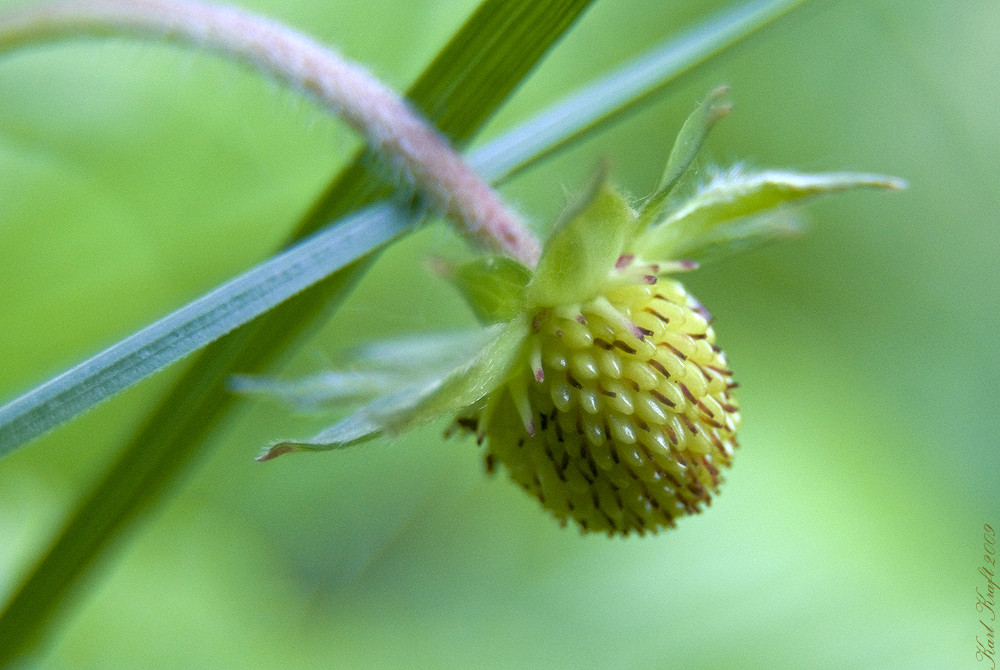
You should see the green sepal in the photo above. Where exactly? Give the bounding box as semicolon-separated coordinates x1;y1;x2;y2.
667;208;805;264
257;318;529;460
637;86;731;231
527;174;636;307
636;168;906;262
442;255;531;324
231;330;494;412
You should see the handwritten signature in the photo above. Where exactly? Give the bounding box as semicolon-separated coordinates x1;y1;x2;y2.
977;523;996;668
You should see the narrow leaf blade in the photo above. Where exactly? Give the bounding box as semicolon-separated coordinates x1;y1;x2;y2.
0;203;411;458
469;0;811;183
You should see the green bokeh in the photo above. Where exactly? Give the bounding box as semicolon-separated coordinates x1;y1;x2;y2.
1;0;996;667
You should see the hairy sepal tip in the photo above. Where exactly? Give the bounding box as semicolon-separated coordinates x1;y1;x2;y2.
257;443;299;462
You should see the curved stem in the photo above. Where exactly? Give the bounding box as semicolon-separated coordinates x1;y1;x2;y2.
0;0;540;265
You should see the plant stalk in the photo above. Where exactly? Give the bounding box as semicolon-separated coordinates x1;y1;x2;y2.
0;0;541;265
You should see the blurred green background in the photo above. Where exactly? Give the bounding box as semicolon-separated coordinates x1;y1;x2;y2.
1;0;997;667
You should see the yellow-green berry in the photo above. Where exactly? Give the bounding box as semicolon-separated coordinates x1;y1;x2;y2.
469;277;739;536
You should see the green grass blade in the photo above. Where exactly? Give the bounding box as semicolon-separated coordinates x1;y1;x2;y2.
0;204;410;460
469;0;810;183
0;0;596;663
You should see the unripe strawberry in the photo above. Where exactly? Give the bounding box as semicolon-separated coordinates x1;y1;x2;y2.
471;277;738;535
253;89;902;536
